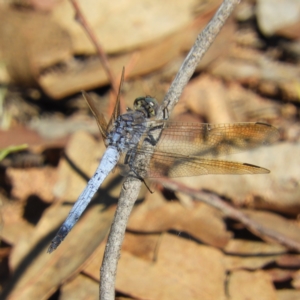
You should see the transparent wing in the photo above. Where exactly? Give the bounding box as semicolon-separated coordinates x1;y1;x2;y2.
141;121;279;158
108;67;125;129
144;152;269;178
82;67;125;141
131;121;279;178
82;91;108;140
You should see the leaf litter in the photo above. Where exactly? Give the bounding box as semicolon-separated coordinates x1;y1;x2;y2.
1;0;300;299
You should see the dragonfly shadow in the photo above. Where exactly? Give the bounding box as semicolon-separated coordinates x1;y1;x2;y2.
63;151;123;208
63;151;148;206
63;151;90;182
0;157;122;298
0;226;69;299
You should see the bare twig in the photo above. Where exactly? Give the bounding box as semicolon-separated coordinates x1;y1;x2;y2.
157;0;241;119
157;178;300;252
69;0;119;97
100;1;241;299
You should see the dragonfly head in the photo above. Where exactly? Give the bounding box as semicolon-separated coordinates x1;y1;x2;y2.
134;96;159;118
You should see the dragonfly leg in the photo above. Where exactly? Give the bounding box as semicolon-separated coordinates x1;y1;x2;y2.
125;151;153;192
129;167;153;193
124;149;133;165
162;101;170;120
125;148;153;192
145;123;165;146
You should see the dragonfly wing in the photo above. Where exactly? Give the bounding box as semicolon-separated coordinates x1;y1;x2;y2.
82;91;108;140
108;67;125;129
145;152;270;178
142;121;279;158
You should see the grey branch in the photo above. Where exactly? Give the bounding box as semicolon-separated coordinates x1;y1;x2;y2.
99;1;241;299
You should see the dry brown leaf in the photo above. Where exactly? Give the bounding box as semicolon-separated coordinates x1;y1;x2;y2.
0;0;232;98
266;268;295;283
181;75;282;124
82;242;105;280
182;75;234;123
210;47;300;102
0;126;67;151
244;210;300;245
128;191;232;248
0;199;34;245
116;234;226;300
41;11;233;99
2;203;114;300
122;232;161;262
277;289;300;300
6;167;57;203
225;254;278;271
224;239;287;255
226;82;282;123
228;270;277;300
84;233;226;299
276;254;300;268
276;20;300;39
60;273;99;300
1;131;117;299
53;0;207;53
291;269;300;289
0;6;72;86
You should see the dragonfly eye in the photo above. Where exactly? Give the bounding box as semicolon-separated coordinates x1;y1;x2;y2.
133;97;143;108
134;96;159;117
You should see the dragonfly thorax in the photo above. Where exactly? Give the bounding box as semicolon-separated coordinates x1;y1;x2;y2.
105;97;159;153
134;96;159;118
105;110;148;152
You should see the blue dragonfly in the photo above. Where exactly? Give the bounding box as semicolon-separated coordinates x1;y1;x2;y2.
48;68;278;253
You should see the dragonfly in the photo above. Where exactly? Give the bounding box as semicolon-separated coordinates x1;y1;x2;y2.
47;68;279;253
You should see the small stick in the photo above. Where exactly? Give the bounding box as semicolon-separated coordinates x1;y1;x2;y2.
157;177;300;252
69;0;119;98
100;1;242;299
